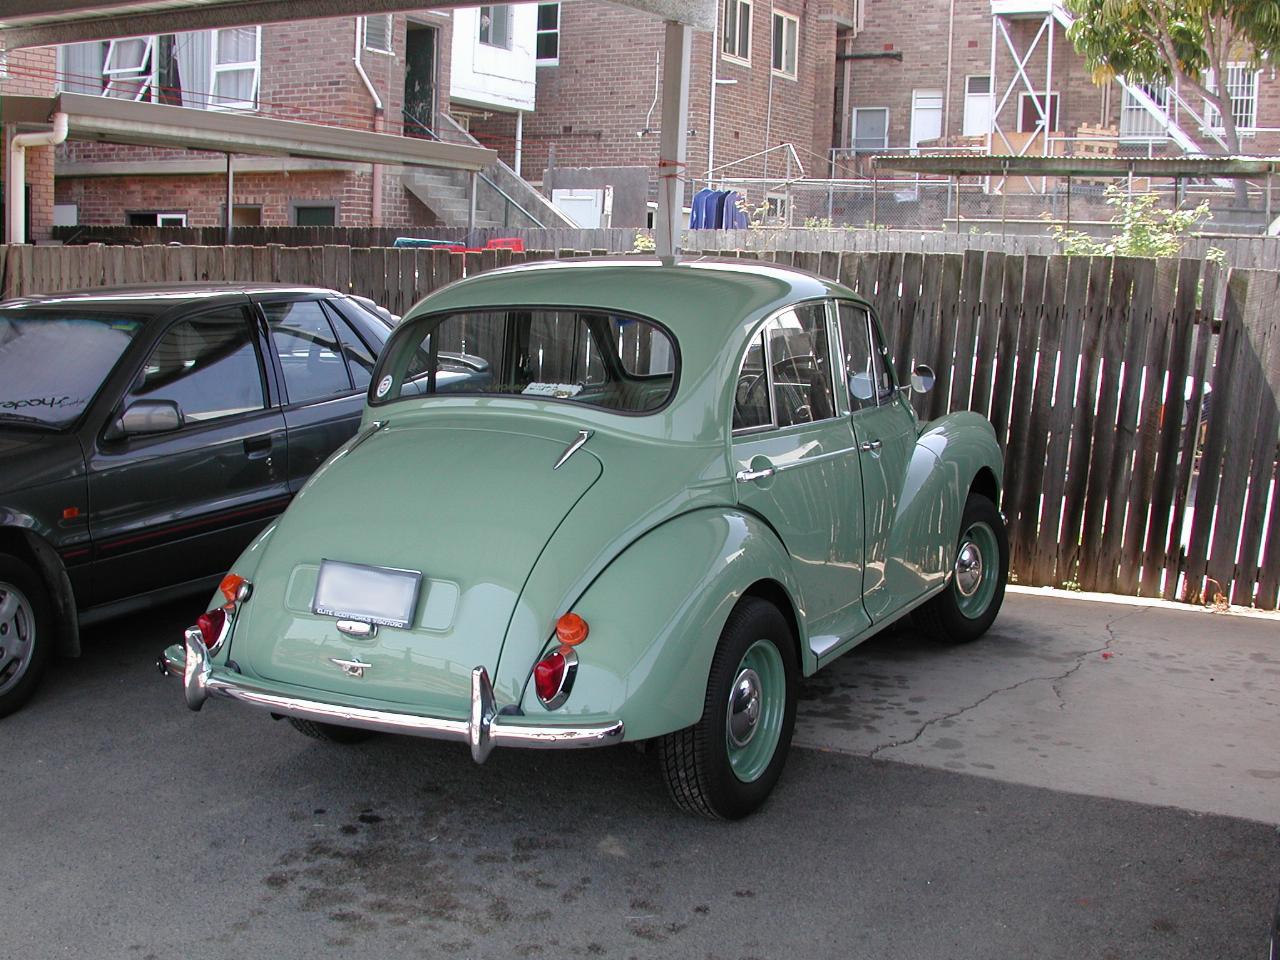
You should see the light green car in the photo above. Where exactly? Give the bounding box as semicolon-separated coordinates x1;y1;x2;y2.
161;258;1006;819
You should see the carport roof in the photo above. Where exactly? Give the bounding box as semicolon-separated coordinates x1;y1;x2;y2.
0;92;497;170
0;0;715;47
871;153;1280;178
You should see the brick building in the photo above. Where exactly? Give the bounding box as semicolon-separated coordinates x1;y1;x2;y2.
1;47;59;240
838;0;1280;161
42;13;457;234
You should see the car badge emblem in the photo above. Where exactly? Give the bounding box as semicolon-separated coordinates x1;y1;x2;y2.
330;656;370;679
376;375;393;398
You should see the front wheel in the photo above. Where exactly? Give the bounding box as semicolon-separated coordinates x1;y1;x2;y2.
917;492;1008;644
657;597;797;820
0;553;52;718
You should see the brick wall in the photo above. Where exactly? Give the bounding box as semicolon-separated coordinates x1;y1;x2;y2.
47;13;456;231
470;0;843;206
842;0;1280;157
1;47;58;241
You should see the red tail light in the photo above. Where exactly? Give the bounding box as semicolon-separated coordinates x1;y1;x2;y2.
533;647;577;708
534;651;566;701
196;607;226;648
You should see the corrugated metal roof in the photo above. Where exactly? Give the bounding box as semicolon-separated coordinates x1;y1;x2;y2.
871;154;1280;178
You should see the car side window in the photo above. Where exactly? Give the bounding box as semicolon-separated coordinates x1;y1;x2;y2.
264;301;353;404
324;303;377;391
733;330;771;431
766;303;837;427
866;311;897;404
837;302;894;409
126;309;266;424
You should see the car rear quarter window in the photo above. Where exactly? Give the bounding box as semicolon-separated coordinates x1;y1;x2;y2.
128;309;266;423
324;303;378;390
263;301;353;404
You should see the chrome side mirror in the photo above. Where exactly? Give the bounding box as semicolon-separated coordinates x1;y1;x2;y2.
106;399;184;440
910;364;936;395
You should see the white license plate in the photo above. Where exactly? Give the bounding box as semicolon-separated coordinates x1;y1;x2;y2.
312;560;423;629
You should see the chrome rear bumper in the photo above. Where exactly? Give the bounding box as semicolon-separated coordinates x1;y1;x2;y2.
159;628;624;764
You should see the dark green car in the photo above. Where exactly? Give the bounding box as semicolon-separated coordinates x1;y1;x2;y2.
0;283;394;716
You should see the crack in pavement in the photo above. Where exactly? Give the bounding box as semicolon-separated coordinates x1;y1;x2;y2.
866;607;1144;760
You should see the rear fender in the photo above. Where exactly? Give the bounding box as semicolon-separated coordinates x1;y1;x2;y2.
515;509;805;741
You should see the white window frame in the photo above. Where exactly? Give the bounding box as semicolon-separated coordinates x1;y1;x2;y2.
478;5;514;49
362;15;395;55
103;35;157;100
127;211;188;226
1205;64;1260;135
209;26;261;111
722;0;752;65
771;12;798;79
852;106;889;152
909;88;944;149
962;74;992;137
1120;82;1170;141
536;2;560;65
1017;91;1059;133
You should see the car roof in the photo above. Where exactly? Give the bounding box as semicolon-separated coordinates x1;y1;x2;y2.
1;282;342;313
409;258;864;340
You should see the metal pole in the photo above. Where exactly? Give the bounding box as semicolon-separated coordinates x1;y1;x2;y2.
224;152;234;246
655;20;692;262
514;110;524;178
468;171;478;232
1001;162;1008;237
1065;174;1071;228
871;165;878;228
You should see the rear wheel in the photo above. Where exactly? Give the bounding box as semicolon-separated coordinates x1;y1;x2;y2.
657;597;797;819
0;553;52;718
917;492;1008;644
287;717;375;744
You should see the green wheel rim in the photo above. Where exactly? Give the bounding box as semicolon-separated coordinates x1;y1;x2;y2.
724;638;786;783
953;521;1000;619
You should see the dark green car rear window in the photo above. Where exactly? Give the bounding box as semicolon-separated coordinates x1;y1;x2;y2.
371;308;678;414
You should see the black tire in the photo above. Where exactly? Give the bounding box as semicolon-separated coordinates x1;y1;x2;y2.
0;553;53;719
917;492;1008;644
287;717;375;744
657;597;798;820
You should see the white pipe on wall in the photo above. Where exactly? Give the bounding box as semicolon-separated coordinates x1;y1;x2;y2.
5;112;68;245
354;18;385;227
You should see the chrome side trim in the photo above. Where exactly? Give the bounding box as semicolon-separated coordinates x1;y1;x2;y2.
167;632;624;762
553;429;593;470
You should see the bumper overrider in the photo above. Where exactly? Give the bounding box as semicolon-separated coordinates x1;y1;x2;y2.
159;627;624;764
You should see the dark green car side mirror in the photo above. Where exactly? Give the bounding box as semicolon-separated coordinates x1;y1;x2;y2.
105;400;185;441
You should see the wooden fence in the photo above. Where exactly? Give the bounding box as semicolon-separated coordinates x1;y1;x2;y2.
48;224;1280;270
1;242;1277;610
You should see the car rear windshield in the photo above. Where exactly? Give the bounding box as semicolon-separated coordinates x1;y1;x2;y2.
371;308;678;414
0;309;144;428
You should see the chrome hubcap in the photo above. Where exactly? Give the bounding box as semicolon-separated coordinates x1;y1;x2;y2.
955;542;983;597
726;668;762;748
0;582;35;696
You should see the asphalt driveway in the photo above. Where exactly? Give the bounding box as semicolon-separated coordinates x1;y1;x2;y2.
1;592;1276;959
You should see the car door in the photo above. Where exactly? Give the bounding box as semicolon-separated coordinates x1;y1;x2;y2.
86;303;289;605
258;297;368;492
732;301;871;652
836;300;918;624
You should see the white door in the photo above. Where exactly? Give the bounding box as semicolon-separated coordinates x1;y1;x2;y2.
963;76;992;137
909;90;943;150
551;188;605;228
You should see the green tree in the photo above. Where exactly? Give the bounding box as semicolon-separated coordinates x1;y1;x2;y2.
1065;0;1280;200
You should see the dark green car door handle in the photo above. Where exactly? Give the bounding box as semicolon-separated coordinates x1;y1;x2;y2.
243;436;273;460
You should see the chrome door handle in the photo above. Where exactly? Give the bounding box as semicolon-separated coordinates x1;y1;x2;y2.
735;466;775;483
859;439;882;452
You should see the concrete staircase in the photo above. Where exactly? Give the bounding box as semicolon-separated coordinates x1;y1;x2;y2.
403;168;504;228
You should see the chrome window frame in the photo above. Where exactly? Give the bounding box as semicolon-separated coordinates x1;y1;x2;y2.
730;298;842;438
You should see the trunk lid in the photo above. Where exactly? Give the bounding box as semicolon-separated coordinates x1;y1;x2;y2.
232;421;601;715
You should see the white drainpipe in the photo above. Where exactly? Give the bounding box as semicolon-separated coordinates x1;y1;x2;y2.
6;112;68;245
353;20;385;227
